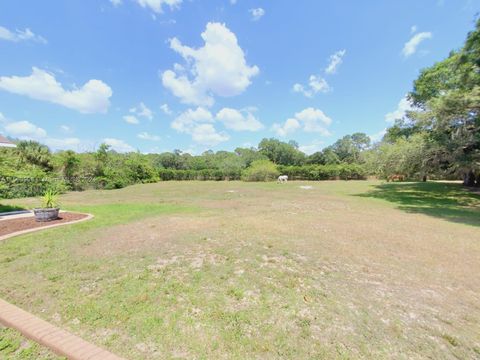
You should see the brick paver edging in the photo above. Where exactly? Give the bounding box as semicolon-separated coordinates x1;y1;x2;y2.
0;298;125;360
0;212;94;242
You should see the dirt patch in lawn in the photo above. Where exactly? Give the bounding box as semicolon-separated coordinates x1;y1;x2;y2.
0;212;88;237
79;215;219;257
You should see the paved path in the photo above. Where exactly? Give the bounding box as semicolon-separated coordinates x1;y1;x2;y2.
0;298;125;360
0;210;34;220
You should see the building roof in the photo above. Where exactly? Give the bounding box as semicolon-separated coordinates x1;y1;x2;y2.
0;134;16;148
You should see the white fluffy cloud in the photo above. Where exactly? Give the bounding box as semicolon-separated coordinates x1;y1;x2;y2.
325;49;346;74
45;137;81;150
402;31;432;57
162;22;259;107
216;108;263;131
293;75;330;98
135;0;182;13
171;105;264;145
4;120;47;139
0;26;47;43
249;8;265;21
137;132;161;141
295;108;332;135
110;0;122;6
273;107;332;137
123;115;139;124
2;117;81;151
171;107;231;146
293;50;346;98
171;107;214;133
191;123;229;146
385;96;414;122
299;140;325;155
103;138;135;153
160;103;172;115
0;67;112;113
309;76;330;93
130;102;153;120
272;118;300;137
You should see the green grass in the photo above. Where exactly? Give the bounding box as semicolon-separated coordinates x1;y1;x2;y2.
0;180;479;359
0;327;63;360
0;204;25;213
355;181;480;227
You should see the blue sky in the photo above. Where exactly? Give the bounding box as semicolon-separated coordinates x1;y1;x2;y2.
0;0;478;154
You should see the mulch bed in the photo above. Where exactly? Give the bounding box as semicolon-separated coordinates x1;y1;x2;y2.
0;212;88;237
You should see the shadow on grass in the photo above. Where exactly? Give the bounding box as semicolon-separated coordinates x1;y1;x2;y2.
0;204;25;213
356;181;480;227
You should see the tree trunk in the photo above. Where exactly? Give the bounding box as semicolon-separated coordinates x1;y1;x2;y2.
463;170;476;187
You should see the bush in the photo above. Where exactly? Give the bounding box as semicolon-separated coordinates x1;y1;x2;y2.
157;168;242;181
277;164;366;181
242;160;279;182
0;160;68;199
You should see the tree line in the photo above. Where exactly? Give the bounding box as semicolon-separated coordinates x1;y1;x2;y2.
1;19;479;198
0;137;368;199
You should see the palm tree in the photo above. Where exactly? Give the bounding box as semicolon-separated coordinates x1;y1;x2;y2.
16;140;53;171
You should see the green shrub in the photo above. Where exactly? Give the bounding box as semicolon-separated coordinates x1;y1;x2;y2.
277;164;366;181
0;163;68;199
157;168;242;181
42;189;59;208
242;160;279;182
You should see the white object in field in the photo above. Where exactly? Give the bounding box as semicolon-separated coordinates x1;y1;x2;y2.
277;175;288;183
300;186;313;190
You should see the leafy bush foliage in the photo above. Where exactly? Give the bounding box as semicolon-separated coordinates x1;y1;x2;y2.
242;160;279;182
158;168;242;181
0;171;65;199
363;134;428;180
42;189;59;208
277;164;366;180
0;148;66;198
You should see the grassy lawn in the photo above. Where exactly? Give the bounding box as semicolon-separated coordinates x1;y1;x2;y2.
356;181;480;227
0;204;25;214
0;326;63;359
0;180;479;359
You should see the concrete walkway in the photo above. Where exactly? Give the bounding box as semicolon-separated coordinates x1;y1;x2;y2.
0;210;34;220
0;298;125;360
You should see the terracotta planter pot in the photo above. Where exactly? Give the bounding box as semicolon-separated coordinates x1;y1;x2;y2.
33;208;60;222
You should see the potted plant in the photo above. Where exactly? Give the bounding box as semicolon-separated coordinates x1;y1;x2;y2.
34;189;60;222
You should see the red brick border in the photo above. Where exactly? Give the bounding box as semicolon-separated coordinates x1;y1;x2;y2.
0;299;125;359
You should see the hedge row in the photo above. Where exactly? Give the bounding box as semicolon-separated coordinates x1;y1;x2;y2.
0;175;67;199
158;164;366;182
158;168;242;181
0;164;367;199
277;164;366;180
